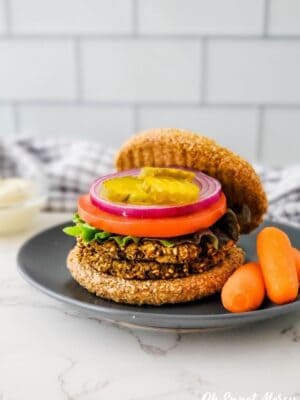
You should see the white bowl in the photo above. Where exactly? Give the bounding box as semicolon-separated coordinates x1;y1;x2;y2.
0;194;46;234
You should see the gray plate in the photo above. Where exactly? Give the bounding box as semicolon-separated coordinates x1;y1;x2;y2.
17;220;300;331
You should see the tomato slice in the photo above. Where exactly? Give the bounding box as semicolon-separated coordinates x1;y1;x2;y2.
78;193;227;238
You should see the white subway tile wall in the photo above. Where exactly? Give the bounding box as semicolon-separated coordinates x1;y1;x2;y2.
263;109;300;164
0;0;6;33
138;107;259;161
0;106;15;134
18;105;134;146
137;0;265;35
82;40;201;102
0;40;76;100
207;40;300;104
0;0;299;166
11;0;133;34
269;0;300;35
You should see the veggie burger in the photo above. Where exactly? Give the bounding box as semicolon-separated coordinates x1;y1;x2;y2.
64;128;268;305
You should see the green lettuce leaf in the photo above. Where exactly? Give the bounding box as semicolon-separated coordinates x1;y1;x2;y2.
155;239;174;248
63;225;82;237
63;214;142;247
211;209;240;246
112;235;139;247
63;214;178;248
63;209;240;250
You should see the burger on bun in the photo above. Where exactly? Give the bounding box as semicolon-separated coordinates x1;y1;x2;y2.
64;128;267;305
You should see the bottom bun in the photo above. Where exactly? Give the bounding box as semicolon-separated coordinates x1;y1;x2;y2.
67;247;245;306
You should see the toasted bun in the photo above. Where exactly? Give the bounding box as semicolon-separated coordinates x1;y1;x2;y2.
67;246;245;306
115;128;268;233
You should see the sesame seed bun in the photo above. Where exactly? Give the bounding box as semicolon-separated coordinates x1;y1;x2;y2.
67;246;245;306
115;128;268;233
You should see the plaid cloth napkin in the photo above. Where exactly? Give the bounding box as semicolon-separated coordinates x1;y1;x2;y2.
1;136;300;227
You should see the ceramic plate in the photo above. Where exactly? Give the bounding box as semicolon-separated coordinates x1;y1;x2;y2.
17;221;300;331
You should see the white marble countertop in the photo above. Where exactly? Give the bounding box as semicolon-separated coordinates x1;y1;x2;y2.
1;213;300;400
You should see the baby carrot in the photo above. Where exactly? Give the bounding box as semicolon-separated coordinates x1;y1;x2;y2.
257;227;298;305
221;262;265;313
292;248;300;284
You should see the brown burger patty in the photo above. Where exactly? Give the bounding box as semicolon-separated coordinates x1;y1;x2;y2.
77;238;203;264
67;246;245;305
75;238;235;280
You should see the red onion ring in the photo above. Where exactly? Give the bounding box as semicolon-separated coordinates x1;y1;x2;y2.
89;168;222;219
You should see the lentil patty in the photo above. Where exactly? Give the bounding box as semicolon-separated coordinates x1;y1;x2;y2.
75;238;236;280
67;246;245;305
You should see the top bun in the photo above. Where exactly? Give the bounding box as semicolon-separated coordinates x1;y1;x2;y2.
115;128;268;233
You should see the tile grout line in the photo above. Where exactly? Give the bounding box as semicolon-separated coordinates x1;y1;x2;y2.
1;34;300;41
263;0;271;37
74;37;83;102
133;104;139;132
1;100;300;109
132;0;138;37
3;0;12;34
256;106;265;163
200;38;208;104
13;102;20;133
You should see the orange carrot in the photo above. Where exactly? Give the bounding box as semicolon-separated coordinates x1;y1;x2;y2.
257;227;298;305
221;262;265;313
292;248;300;284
